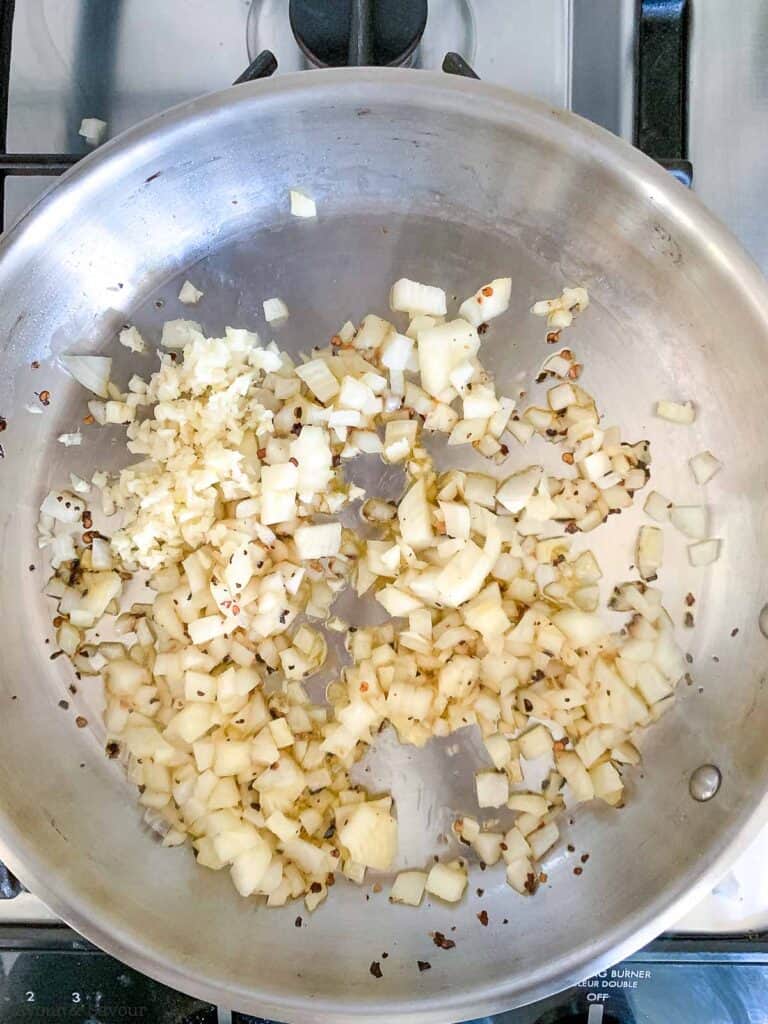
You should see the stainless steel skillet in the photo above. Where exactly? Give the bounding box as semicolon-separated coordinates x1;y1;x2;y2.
0;69;766;1022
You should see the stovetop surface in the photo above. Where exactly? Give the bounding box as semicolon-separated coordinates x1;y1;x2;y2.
0;926;765;1023
1;0;768;1020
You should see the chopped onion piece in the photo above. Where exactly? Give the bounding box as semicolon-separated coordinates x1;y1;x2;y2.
417;319;479;397
689;450;721;485
57;432;82;447
644;490;671;523
160;319;203;350
688;538;721;567
337;803;397;871
475;770;510;808
119;326;146;353
459;277;512;327
389;870;427;906
390;278;447;317
294;522;341;560
60;354;112;398
669;505;708;540
425;861;467;903
289;189;317;218
496;466;542;514
655;399;695;424
263;297;289;323
636;525;663;581
178;280;203;305
78;117;106;145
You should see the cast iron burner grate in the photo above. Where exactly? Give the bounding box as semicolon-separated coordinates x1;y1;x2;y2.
289;0;428;68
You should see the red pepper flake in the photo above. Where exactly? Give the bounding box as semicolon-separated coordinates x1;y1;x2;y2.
731;627;739;638
52;615;63;628
257;448;267;459
524;873;538;894
546;330;561;344
562;451;574;465
231;605;240;615
580;853;590;864
684;611;695;628
289;457;299;467
381;951;388;959
369;961;383;979
359;681;369;693
310;881;322;893
75;716;88;728
568;363;583;380
58;699;69;710
476;888;484;897
573;866;583;876
417;960;431;972
331;334;342;347
82;414;95;425
477;322;489;335
481;286;494;297
30;360;40;369
372;882;382;894
294;916;303;928
81;511;93;530
0;416;6;432
37;390;51;406
477;910;489;927
432;932;455;950
564;521;579;534
685;593;695;606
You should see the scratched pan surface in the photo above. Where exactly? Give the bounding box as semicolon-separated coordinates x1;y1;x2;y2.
0;70;767;1023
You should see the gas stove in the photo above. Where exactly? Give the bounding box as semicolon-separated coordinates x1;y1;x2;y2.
0;1;767;1021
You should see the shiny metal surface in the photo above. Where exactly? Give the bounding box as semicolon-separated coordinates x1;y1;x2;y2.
0;69;768;1022
689;765;722;803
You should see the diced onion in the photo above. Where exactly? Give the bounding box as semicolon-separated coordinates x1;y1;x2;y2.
689;450;721;485
263;297;289;323
78;117;107;145
390;278;447;317
289;189;317;218
655;399;695;424
643;490;670;523
38;274;692;913
61;354;112;398
688;538;721;566
119;326;146;353
178;281;203;305
669;505;708;540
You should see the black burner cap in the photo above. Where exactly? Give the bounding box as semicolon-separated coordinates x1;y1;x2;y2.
289;0;428;68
